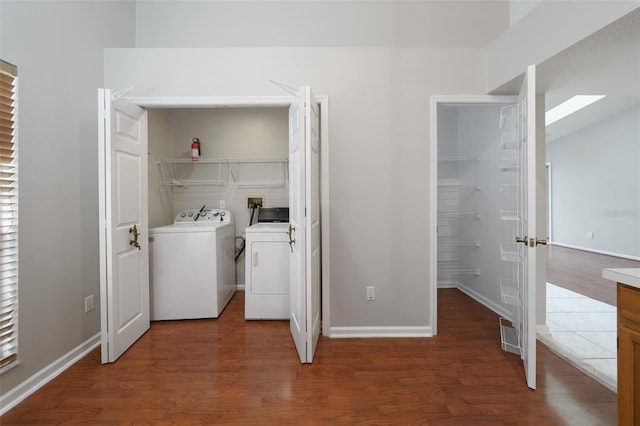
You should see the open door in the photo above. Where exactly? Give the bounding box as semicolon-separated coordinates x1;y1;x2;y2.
515;65;543;389
98;89;150;363
288;86;321;363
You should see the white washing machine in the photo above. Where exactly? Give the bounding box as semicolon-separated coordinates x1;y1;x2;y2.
149;208;236;321
245;208;290;320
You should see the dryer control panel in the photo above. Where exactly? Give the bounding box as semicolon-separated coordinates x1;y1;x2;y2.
174;208;232;224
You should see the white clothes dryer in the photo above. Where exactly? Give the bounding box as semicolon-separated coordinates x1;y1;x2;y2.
149;208;235;321
244;222;290;320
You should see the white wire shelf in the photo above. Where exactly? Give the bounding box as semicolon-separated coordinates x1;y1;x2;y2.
437;182;481;191
500;278;519;306
160;158;288;165
158;157;288;189
499;209;520;222
499;317;522;355
437;267;481;276
437;210;482;219
438;239;481;248
438;156;481;163
500;243;521;263
168;179;225;187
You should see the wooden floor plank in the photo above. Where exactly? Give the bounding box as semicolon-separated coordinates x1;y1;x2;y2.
1;290;616;425
547;244;640;306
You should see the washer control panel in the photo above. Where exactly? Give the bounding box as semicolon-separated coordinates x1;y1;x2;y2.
174;208;232;224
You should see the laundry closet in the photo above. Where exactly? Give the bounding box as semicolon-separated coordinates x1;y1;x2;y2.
436;102;523;350
146;106;290;293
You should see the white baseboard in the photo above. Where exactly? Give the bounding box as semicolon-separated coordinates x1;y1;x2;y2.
0;333;100;416
551;242;640;261
329;326;433;338
236;284;245;291
536;324;551;337
457;284;511;320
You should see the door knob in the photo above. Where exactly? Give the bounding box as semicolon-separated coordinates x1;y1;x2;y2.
515;236;528;245
533;238;547;247
129;224;141;250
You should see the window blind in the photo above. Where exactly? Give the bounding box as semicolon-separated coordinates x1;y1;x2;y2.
0;60;18;371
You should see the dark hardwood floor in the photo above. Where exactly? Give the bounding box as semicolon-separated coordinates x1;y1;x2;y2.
546;244;640;306
1;290;616;425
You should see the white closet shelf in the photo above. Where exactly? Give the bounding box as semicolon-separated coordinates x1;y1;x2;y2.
168;179;225;187
438;210;481;219
160;158;288;165
500;279;520;306
438;156;480;163
233;182;286;189
437;182;481;191
158;157;288;190
500;243;521;263
499;159;518;172
437;268;481;276
499;317;522;355
438;240;481;248
499;209;520;222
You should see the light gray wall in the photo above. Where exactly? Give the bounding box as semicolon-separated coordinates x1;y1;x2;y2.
104;47;489;328
148;109;174;228
547;104;640;258
135;1;508;48
488;1;638;93
0;0;135;395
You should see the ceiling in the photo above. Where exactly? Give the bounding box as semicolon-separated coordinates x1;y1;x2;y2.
538;8;640;141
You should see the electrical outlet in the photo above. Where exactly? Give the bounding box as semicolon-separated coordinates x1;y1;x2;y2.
587;231;594;239
84;295;95;313
247;196;264;209
219;199;226;209
366;286;375;301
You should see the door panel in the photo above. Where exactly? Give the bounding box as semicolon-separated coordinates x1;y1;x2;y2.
289;89;306;363
306;87;321;359
99;89;150;363
517;65;538;389
288;86;321;363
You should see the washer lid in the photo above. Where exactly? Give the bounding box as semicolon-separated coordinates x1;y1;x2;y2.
150;221;233;234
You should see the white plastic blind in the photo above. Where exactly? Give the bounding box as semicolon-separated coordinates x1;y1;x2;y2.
0;60;18;371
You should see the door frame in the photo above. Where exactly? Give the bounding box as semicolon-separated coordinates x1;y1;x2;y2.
429;95;516;335
127;95;332;335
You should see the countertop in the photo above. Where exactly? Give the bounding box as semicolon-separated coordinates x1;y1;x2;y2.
602;268;640;289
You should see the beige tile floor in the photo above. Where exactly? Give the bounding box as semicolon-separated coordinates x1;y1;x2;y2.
538;282;617;392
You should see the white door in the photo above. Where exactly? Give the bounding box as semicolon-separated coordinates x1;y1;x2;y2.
98;89;150;363
288;86;321;363
516;65;543;389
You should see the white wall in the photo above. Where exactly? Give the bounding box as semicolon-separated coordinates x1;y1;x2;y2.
0;0;135;396
488;1;638;93
104;46;489;329
148;109;174;228
547;104;640;258
134;1;508;48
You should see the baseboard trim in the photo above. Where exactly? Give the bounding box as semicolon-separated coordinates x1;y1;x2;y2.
329;326;433;338
457;284;511;320
536;324;551;337
0;333;100;416
550;242;640;261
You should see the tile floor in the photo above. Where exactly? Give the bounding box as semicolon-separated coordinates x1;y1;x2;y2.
538;282;617;392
